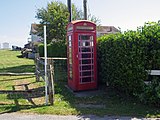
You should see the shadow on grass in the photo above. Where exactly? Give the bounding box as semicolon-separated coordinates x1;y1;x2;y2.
54;81;160;118
0;80;159;117
0;104;46;115
0;82;46;114
0;76;35;82
16;55;23;58
0;65;35;73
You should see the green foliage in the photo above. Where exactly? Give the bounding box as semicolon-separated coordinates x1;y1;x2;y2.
72;4;101;26
98;22;160;107
38;41;66;57
72;4;83;20
139;76;160;107
36;1;69;42
36;2;101;43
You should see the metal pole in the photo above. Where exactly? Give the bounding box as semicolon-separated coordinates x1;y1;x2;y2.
83;0;87;20
67;0;72;22
44;25;48;105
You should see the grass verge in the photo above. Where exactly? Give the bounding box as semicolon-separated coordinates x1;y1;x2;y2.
0;50;159;117
0;50;35;73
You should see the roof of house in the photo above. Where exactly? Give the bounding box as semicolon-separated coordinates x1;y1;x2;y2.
97;26;119;33
30;24;41;35
3;42;9;44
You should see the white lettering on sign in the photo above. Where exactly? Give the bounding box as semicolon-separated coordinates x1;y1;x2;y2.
76;26;94;30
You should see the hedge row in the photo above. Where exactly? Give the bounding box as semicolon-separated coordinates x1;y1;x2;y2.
98;22;160;106
38;41;66;57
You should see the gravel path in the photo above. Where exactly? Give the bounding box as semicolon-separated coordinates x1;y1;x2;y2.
0;113;159;120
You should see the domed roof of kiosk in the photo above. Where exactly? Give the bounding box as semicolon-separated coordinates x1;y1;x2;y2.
70;20;95;25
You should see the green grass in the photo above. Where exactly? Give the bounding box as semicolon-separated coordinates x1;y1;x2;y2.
0;50;35;73
0;50;159;117
20;82;160;117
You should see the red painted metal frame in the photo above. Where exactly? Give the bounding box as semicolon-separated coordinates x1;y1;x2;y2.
67;20;97;91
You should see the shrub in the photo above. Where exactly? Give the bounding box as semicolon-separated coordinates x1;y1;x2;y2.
98;31;146;95
38;41;67;57
97;22;160;107
139;76;160;107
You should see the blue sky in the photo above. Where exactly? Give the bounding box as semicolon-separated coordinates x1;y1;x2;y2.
0;0;160;48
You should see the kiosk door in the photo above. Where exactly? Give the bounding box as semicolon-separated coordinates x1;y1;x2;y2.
78;34;94;83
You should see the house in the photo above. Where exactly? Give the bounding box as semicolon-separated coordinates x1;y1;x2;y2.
97;26;120;37
22;23;43;59
2;42;9;49
30;23;43;43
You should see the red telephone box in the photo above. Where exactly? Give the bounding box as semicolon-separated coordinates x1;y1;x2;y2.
67;20;97;91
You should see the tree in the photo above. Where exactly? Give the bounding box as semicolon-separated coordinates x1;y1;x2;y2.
36;1;69;42
36;1;100;43
72;4;101;25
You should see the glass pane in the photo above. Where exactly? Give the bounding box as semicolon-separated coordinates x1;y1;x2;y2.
82;59;91;64
81;35;90;40
82;42;85;46
82;48;91;52
69;36;71;41
69;52;72;58
82;65;92;70
90;36;93;40
82;71;91;76
82;77;91;83
68;36;72;47
69;59;72;64
85;42;90;46
69;65;72;79
82;53;91;58
91;41;94;46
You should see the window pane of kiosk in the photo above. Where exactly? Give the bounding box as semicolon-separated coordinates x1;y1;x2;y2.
90;36;93;40
85;42;90;46
78;35;94;83
82;65;92;70
68;35;72;79
80;65;94;71
82;59;91;64
82;71;91;76
82;53;91;58
82;48;91;52
82;77;91;82
80;35;93;41
68;36;72;47
81;35;90;40
91;41;94;46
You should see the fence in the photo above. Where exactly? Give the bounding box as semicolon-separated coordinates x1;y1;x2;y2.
34;53;67;105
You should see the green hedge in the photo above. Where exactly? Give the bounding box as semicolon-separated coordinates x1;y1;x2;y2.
38;41;67;57
98;22;160;107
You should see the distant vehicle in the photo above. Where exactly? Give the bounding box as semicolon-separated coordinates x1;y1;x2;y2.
12;46;22;51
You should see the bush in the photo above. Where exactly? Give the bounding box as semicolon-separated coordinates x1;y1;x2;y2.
38;41;67;57
139;76;160;107
97;22;160;107
98;31;146;95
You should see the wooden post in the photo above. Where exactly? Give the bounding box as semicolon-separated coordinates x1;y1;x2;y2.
35;53;40;82
67;0;72;22
83;0;87;20
50;64;55;104
47;59;54;105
